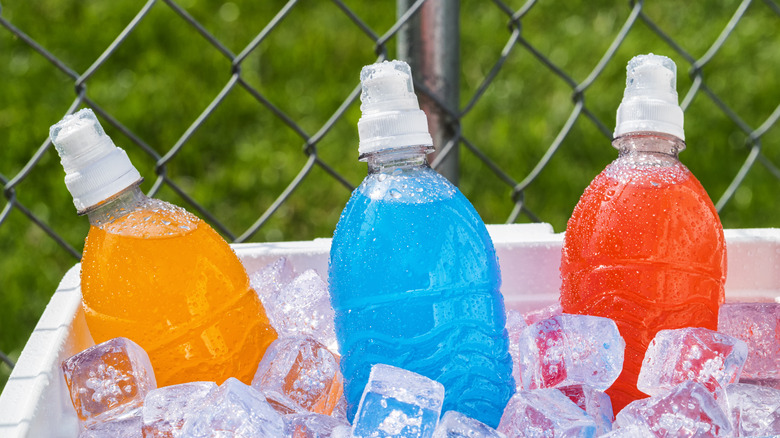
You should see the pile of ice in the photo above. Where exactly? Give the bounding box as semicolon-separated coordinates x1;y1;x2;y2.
249;257;338;352
61;258;780;437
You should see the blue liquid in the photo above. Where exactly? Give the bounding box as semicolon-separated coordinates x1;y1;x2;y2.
329;164;515;428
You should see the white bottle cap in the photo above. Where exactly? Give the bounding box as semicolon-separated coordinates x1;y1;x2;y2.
614;53;685;141
49;108;142;213
357;60;433;158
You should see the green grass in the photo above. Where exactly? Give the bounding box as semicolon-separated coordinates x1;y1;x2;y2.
1;0;778;393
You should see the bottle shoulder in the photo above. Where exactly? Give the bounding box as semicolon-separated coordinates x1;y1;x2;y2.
91;197;200;238
563;157;725;272
578;159;717;217
355;165;458;204
333;166;488;241
330;167;498;275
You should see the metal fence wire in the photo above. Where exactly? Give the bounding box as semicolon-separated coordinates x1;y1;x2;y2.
1;0;779;372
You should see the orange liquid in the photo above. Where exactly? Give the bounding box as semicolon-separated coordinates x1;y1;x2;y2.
560;161;726;413
81;202;277;386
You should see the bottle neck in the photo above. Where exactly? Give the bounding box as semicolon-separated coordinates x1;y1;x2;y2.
612;132;685;164
85;182;147;227
365;146;430;174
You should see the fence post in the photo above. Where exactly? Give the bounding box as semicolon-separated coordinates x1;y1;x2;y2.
397;0;461;185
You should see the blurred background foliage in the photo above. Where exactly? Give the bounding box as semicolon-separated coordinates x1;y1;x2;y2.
1;0;778;390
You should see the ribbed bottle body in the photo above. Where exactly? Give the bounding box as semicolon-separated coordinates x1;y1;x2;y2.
329;165;514;427
560;143;726;412
82;197;277;386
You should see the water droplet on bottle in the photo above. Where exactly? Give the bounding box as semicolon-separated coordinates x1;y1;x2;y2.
378;173;387;182
389;189;401;199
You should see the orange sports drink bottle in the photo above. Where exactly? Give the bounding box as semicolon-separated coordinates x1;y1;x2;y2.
50;109;277;386
559;54;726;412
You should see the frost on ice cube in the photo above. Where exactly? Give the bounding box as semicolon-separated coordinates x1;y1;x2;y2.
251;336;343;415
331;425;354;438
180;377;284;437
432;410;506;438
637;327;747;400
79;410;143;438
558;384;614;436
725;383;780;437
142;381;217;437
718;302;779;387
251;258;338;352
597;424;651;437
352;364;445;438
516;314;624;391
615;381;732;437
61;337;156;424
283;412;350;438
497;388;597;437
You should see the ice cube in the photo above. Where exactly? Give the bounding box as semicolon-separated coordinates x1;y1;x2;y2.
79;410;142;438
516;314;624;391
283;412;350;437
432;410;506;438
250;259;338;351
615;381;732;437
637;327;747;400
271;269;338;352
523;303;562;325
718;302;779;388
252;336;343;415
725;383;780;437
352;364;445;438
250;257;297;312
331;395;348;422
497;388;597;437
505;310;527;391
61;337;157;424
558;384;614;436
142;381;217;437
180;377;284;437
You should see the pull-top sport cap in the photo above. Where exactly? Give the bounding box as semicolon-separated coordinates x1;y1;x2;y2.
49;108;142;213
357;60;433;158
614;53;685;141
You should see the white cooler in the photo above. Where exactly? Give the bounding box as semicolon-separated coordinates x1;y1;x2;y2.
1;224;778;437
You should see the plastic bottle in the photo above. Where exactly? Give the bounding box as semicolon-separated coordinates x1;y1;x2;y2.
49;109;277;387
559;54;727;412
328;60;514;427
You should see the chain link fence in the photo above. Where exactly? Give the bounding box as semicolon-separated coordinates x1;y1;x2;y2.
1;0;778;383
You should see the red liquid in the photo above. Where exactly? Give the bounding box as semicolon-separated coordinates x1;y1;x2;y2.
560;159;726;412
